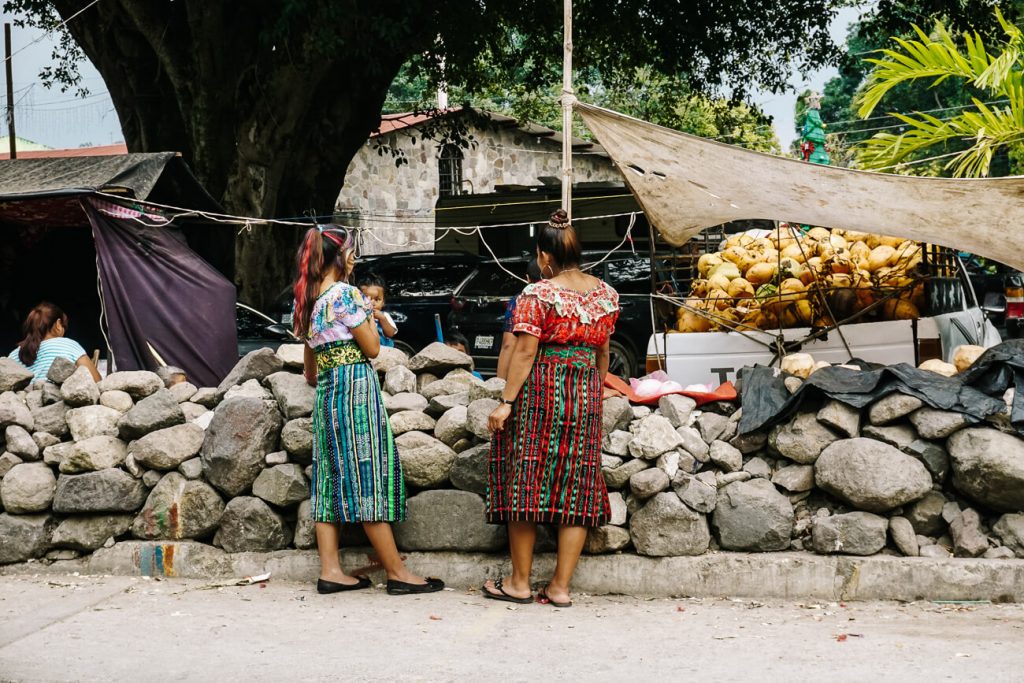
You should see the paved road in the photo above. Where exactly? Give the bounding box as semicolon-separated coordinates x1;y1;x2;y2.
2;573;1022;682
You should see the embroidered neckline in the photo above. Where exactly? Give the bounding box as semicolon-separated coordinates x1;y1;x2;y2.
524;280;618;325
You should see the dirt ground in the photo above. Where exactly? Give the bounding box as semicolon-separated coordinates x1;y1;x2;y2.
2;573;1022;682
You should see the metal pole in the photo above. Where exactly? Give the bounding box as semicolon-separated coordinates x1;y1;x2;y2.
561;0;574;218
4;23;15;159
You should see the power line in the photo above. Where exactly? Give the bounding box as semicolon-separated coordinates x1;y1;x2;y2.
2;0;103;65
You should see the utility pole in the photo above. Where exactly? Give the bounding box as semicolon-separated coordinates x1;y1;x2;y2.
4;23;15;159
561;0;573;219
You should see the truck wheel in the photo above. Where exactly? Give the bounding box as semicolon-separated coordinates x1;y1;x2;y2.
608;340;637;380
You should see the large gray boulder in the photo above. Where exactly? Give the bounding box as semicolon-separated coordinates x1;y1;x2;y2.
213;496;289;552
0;513;55;564
602;396;633;434
811;511;888;555
769;411;839;464
1;462;56;513
46;357;77;384
385;392;429;415
252;464;309;507
630;492;710;556
817;400;861;438
215;348;285;401
98;371;163;400
888;516;919;557
992;513;1024;557
629;415;684;460
909;408;968;440
51;514;133;551
0;392;34;431
0;358;34;392
293;499;316;550
469;377;506;403
815;438;932;513
66;404;121;441
947;428;1024;512
276;343;305;370
99;390;133;413
422;377;475;400
52;469;147;513
868;393;923;426
5;425;39;461
0;452;22;477
394;431;457;488
393;490;505;551
603;458;649;490
224;379;273;401
904;439;950;483
584;525;632;554
771;464;814;493
466;398;499;441
370;346;410;374
433;406;468;445
629;467;670;500
950;507;989;557
280;417;313;465
449;443;490;495
169;381;198;404
60;366;99;407
389;410;437;437
906;490;947;536
708;440;742;473
200;397;282;496
658;394;697;428
129;423;205;471
30;401;67;437
384;365;417;395
117;389;185;440
712;479;793;552
59;435;127;474
264;371;315;419
132;472;225;540
42;442;75;469
677;426;710;462
407;342;474;374
675;475;717;514
427;392;470;417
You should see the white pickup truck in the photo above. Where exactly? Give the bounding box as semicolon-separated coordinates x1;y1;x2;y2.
645;317;954;387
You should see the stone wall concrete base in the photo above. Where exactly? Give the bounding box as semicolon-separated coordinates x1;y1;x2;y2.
4;542;1024;602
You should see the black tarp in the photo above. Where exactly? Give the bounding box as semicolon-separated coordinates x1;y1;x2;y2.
0;154;237;384
738;357;1009;436
86;201;236;387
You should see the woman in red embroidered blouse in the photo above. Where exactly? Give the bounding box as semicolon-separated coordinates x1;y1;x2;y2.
481;209;620;608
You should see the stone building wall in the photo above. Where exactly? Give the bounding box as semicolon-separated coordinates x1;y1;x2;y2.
337;118;623;255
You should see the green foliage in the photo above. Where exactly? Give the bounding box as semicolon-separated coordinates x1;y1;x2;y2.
853;8;1024;177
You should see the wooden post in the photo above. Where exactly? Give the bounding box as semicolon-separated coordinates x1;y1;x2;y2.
4;23;15;159
561;0;573;219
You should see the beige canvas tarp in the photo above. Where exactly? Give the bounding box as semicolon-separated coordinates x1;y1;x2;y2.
576;103;1024;272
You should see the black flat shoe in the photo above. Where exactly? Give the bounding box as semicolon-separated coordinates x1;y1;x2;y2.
317;576;372;594
386;577;445;595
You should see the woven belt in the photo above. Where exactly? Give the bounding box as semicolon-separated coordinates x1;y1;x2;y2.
537;344;596;367
316;340;368;373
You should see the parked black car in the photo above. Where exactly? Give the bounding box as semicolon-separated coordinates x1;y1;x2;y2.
447;252;653;378
353;251;483;355
236;302;297;356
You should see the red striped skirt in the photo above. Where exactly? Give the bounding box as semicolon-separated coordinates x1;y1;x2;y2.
486;344;611;527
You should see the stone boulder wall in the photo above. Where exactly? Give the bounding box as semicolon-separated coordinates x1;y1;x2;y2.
8;346;1024;567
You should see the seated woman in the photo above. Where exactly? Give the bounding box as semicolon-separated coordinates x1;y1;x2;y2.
8;302;101;382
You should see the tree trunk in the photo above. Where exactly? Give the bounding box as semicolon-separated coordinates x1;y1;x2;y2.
54;0;416;308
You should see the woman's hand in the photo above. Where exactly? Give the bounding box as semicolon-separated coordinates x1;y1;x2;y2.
488;403;512;433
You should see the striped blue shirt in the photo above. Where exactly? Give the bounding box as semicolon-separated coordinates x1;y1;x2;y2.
7;338;87;383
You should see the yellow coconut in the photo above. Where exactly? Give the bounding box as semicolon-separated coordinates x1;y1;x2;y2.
721;246;749;265
745;262;777;286
867;245;896;272
698;253;723;278
807;227;831;242
727;277;755;299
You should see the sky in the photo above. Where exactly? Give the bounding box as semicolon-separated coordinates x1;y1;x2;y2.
0;5;863;152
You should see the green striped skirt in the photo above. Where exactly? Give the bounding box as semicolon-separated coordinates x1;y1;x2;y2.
310;340;406;523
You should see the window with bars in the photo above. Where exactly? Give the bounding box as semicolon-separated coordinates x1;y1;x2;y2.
438;143;463;197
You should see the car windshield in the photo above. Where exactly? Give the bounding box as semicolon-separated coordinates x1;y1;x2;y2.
357;259;478;298
459;262;530;297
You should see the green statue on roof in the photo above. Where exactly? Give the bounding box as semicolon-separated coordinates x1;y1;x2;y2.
800;91;830;165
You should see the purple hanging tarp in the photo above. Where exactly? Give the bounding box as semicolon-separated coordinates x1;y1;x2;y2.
85;198;237;387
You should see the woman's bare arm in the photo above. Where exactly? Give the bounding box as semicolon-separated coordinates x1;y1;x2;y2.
75;355;101;382
495;332;517;379
596;339;610;384
350;317;382;359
